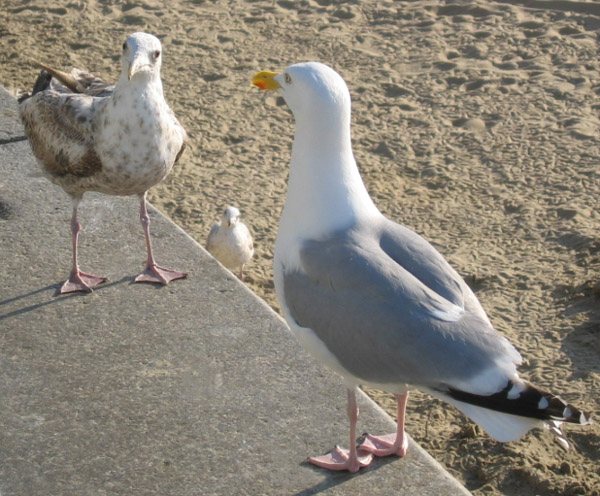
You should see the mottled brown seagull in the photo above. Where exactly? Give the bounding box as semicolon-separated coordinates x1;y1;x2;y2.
19;32;188;294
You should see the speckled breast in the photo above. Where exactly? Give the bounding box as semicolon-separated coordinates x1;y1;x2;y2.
93;96;184;196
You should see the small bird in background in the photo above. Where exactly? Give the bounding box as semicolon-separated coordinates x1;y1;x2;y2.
206;206;254;280
252;62;590;473
18;32;188;294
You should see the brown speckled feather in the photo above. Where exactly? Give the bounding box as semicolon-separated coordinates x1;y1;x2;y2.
35;63;114;97
68;68;114;97
19;87;105;180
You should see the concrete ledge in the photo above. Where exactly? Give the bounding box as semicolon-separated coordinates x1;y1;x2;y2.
0;87;470;495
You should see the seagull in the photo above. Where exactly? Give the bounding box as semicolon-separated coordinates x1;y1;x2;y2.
206;206;254;280
252;62;590;473
19;32;188;294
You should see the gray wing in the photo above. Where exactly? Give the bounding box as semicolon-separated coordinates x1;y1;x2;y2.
378;218;490;323
206;223;220;250
283;222;519;389
244;225;254;253
166;106;187;164
19;89;104;179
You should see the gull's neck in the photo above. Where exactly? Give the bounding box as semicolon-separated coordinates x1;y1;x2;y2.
115;72;164;102
281;110;379;239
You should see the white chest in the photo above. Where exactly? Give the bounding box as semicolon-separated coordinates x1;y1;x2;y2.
208;225;253;269
93;88;183;193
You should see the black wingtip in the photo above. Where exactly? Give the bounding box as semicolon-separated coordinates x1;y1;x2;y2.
18;70;53;104
446;380;590;424
17;92;31;104
574;410;592;426
32;70;53;95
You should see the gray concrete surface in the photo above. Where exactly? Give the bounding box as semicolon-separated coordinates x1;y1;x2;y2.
0;87;470;495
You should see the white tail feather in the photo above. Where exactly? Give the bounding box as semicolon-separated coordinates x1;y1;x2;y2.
437;393;543;442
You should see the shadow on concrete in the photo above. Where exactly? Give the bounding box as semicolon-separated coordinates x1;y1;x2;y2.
294;456;397;496
0;277;130;321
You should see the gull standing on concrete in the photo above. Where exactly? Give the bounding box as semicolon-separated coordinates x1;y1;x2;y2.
19;32;187;294
206;206;254;280
252;62;589;473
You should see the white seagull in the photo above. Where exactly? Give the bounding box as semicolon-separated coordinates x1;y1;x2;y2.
19;32;187;294
252;62;590;473
206;205;254;280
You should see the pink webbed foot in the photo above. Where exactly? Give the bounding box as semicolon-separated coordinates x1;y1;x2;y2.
60;271;107;294
358;432;409;458
308;445;373;473
134;264;187;285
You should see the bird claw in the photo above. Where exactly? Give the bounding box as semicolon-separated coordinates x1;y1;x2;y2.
358;432;408;458
308;445;373;473
134;264;187;285
59;271;107;294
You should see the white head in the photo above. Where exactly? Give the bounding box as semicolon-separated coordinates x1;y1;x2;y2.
252;62;351;129
222;206;241;227
121;32;162;81
251;62;380;237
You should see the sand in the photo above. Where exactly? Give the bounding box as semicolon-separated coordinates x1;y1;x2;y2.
1;0;598;494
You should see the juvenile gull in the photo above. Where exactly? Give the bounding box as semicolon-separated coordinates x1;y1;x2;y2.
252;62;590;472
206;206;254;280
19;32;187;294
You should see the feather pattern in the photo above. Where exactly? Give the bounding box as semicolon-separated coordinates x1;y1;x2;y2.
283;217;520;394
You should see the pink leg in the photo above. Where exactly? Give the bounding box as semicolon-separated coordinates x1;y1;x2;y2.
134;193;187;285
308;388;373;473
358;391;409;457
59;198;107;294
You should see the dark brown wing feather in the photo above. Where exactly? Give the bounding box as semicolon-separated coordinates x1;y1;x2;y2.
69;68;114;97
35;63;114;97
19;90;103;179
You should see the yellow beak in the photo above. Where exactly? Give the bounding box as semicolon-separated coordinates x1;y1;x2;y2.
252;71;280;91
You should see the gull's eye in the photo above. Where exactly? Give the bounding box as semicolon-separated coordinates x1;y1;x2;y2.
284;73;292;85
153;50;161;60
122;41;127;51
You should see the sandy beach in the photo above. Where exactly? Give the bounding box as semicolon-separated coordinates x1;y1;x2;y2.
1;0;598;494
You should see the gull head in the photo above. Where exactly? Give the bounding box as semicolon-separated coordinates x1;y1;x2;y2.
122;32;162;81
252;62;351;124
222;206;241;227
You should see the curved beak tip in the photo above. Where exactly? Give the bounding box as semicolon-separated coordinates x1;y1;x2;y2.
252;71;280;91
128;57;152;81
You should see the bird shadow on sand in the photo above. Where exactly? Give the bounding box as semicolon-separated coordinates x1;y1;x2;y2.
554;279;600;380
0;276;130;321
293;455;397;496
568;430;600;463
